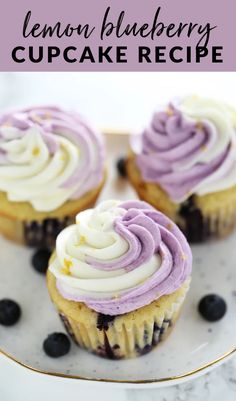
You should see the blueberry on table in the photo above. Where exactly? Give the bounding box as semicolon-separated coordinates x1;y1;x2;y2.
31;248;51;274
116;157;127;178
43;333;71;358
0;299;21;326
198;294;227;322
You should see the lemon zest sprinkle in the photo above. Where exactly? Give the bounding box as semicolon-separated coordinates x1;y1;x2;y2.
61;267;71;275
32;114;42;123
32;147;40;156
64;258;73;269
196;122;203;130
3;121;11;127
166;108;174;116
138;278;146;285
60;154;66;161
79;235;86;244
76;235;86;246
166;222;173;231
61;259;73;275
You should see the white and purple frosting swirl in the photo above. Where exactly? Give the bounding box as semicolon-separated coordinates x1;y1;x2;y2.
49;200;192;315
133;96;236;202
0;106;105;212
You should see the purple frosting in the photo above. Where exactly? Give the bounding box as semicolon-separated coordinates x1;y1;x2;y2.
57;201;192;315
134;104;231;202
0;106;105;199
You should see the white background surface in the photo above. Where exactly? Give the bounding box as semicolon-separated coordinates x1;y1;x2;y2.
1;72;236;132
0;72;236;400
1;354;236;401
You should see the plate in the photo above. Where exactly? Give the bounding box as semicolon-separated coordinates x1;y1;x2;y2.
0;133;235;388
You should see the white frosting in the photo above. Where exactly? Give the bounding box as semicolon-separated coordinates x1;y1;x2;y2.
0;125;97;211
49;200;161;299
179;96;236;196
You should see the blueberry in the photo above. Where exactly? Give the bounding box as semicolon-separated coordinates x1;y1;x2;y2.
31;248;51;274
198;294;227;322
0;299;21;326
43;333;71;358
116;157;127;178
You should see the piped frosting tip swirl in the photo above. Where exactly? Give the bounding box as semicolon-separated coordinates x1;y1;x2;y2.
49;199;192;315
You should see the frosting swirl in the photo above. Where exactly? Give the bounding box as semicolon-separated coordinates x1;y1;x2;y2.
133;96;236;202
49;200;192;315
0;106;105;212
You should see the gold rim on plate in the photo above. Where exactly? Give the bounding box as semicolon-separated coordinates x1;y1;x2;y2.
0;346;235;384
0;132;235;384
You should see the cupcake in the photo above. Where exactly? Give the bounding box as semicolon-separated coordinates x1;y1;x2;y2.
127;96;236;242
47;199;192;359
0;106;105;247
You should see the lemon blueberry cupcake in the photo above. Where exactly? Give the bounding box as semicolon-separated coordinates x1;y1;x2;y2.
0;106;106;247
47;199;192;359
127;96;236;242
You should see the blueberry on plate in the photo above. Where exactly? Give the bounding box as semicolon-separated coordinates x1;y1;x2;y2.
0;299;21;326
31;248;51;274
116;157;127;178
43;333;71;358
198;294;227;322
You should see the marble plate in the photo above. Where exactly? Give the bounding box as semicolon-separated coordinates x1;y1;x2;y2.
0;134;235;388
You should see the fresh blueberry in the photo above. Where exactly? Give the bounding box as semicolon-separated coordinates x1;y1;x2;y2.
116;157;127;178
0;299;21;326
198;294;227;322
31;248;51;274
43;333;71;358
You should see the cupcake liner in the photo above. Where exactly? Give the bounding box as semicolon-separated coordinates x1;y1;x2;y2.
57;294;184;359
0;214;75;248
126;152;236;243
24;217;74;248
47;269;190;359
0;175;106;246
178;195;236;242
